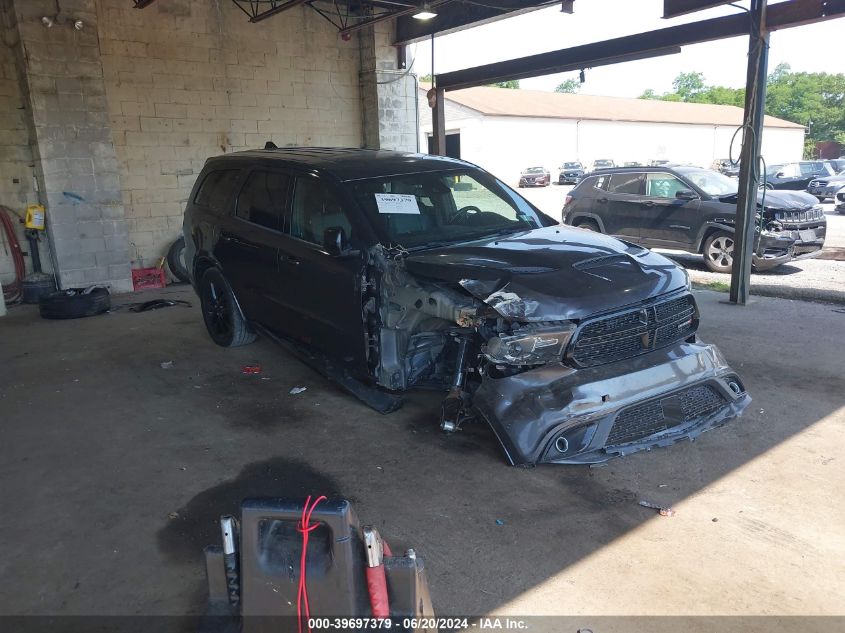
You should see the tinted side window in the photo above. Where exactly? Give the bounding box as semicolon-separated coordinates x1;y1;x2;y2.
236;171;290;231
800;162;823;176
194;169;240;214
594;175;610;191
645;172;688;198
290;177;353;247
608;172;643;195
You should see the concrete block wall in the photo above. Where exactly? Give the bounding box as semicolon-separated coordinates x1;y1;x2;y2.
359;22;418;153
0;1;41;286
11;0;131;291
96;0;363;268
3;0;418;292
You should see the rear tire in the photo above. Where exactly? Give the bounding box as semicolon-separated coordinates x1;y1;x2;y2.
199;268;256;347
703;231;735;274
574;219;600;232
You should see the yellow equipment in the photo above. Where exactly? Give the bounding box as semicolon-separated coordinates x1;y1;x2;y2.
25;204;45;230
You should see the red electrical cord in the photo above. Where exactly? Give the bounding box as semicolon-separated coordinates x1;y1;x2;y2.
0;205;25;303
297;495;327;633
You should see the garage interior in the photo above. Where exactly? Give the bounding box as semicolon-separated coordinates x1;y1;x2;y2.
1;0;844;629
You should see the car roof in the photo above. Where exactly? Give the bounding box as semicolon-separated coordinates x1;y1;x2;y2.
588;165;693;174
205;147;472;182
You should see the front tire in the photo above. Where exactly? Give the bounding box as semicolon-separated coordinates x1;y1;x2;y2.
199;268;256;347
703;231;735;274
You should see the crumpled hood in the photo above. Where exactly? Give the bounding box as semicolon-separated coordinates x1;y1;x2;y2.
719;189;819;210
403;225;688;321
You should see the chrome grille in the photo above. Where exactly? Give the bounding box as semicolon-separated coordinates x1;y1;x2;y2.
774;207;824;223
607;385;726;446
570;294;697;368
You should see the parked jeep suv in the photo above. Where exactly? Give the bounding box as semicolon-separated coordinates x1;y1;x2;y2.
183;147;749;466
563;166;825;273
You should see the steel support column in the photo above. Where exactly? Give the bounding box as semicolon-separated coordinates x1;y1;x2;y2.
729;0;769;305
431;87;446;156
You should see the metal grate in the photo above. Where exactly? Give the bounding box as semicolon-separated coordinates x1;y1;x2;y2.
571;294;697;368
607;384;726;446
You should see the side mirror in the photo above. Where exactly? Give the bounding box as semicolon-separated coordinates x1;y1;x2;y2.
323;226;347;256
675;189;698;201
775;171;786;178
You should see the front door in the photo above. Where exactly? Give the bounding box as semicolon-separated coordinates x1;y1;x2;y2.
637;172;700;247
275;174;367;368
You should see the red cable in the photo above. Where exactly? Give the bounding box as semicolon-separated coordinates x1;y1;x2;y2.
0;206;25;303
297;495;327;633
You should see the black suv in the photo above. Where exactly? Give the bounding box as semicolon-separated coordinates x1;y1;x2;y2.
562;166;825;273
765;161;835;190
558;162;584;184
183;147;748;466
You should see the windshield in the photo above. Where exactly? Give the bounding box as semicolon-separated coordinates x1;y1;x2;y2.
594;160;612;167
563;162;581;169
523;167;545;174
675;167;739;196
351;170;548;250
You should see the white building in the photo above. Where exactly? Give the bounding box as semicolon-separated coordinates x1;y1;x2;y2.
419;86;805;184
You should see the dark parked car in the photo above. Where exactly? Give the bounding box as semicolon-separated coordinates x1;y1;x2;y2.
836;187;845;214
765;161;835;190
558;161;584;184
806;168;845;201
183;147;749;466
591;159;615;170
518;166;550;187
711;158;740;178
562;166;826;273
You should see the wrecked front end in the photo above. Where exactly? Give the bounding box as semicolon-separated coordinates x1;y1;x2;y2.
365;229;749;466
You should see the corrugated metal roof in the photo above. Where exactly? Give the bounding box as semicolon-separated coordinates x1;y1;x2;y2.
437;86;803;129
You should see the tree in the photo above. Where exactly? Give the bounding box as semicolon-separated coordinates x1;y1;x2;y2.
489;80;520;89
419;73;433;84
639;68;845;159
555;79;580;94
672;71;706;101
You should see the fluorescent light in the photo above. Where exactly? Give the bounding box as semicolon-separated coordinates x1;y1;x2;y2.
412;3;437;20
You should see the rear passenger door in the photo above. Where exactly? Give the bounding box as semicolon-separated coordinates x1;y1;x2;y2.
637;172;700;247
215;169;291;321
274;174;367;367
602;172;645;239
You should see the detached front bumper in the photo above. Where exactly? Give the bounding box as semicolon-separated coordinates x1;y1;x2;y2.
473;340;750;465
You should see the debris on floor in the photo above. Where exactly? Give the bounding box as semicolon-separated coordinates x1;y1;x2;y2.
160;361;173;369
289;386;307;395
129;299;192;312
242;364;262;375
638;500;676;517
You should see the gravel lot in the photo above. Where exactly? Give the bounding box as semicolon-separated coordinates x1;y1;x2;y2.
518;183;845;304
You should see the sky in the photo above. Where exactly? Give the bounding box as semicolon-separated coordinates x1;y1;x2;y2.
410;0;845;97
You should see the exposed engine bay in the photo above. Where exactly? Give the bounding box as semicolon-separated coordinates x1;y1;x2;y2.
361;239;749;466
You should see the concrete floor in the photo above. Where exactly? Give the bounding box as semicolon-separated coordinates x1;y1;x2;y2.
0;287;843;623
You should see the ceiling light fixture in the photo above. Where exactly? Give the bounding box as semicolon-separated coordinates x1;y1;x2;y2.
412;2;437;20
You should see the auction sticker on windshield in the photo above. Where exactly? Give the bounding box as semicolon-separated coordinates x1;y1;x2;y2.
375;193;420;214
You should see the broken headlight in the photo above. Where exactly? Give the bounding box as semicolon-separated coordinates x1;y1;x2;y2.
482;323;576;366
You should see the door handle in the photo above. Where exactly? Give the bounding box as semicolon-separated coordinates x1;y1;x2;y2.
642;200;655;207
596;197;608;203
280;254;300;265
